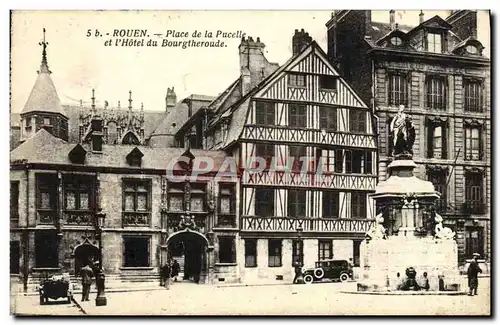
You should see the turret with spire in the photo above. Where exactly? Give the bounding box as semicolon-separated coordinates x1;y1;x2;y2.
20;28;69;142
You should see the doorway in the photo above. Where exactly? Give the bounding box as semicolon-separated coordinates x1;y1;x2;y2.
73;241;99;275
166;230;208;283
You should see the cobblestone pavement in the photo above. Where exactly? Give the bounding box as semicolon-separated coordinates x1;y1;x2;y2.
10;293;84;316
74;278;490;316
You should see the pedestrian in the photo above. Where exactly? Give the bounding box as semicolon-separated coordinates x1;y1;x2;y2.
467;253;482;296
162;261;171;289
80;264;94;302
171;259;180;282
292;260;302;284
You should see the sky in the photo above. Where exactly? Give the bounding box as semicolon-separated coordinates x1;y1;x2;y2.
10;10;490;114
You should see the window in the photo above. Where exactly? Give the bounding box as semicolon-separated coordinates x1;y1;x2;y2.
268;239;282;267
255;101;275;125
289;145;307;172
390;37;402;46
35;232;59;268
168;182;185;212
10;181;19;220
190;183;206;212
123;236;150;267
426;76;447;110
318;240;333;260
464;79;483;112
427;168;448;212
255;143;275;168
364;151;373;175
353;240;362;267
37;174;57;212
349;110;366;133
10;241;20;274
255;188;274;217
319;75;337;90
122;179;151;212
465;227;484;259
334;149;343;172
323;190;339;218
43;117;51;125
465;172;484;214
427;33;442;53
465;125;482;160
219;184;236;215
316;149;340;173
288;189;306;218
288;104;307;128
427;121;448;159
466;45;478;55
319;106;337;131
345;150;362;174
388;73;408;107
288;73;306;88
219;236;236;263
64;175;92;211
292;240;303;265
244;239;257;267
351;192;366;219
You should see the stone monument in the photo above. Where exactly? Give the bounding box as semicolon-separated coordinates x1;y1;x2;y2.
357;105;464;293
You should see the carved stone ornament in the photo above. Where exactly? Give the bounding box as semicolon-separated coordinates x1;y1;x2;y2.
179;214;196;230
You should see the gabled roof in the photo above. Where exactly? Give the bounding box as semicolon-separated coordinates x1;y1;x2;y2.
21;71;67;117
406;15;453;36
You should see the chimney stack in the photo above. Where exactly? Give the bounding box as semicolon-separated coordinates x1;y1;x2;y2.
419;10;425;24
238;36;269;94
292;29;313;55
389;10;395;30
165;87;177;112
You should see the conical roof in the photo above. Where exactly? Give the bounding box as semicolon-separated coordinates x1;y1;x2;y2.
20;29;67;118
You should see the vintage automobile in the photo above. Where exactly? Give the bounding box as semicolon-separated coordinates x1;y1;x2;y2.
39;274;73;305
302;259;353;284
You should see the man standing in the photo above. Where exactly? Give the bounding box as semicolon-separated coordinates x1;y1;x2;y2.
292;260;302;284
80;264;94;302
467;253;482;296
162;261;171;289
171;259;180;282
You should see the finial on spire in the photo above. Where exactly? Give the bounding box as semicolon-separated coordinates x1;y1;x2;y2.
128;90;133;110
91;89;96;115
38;28;51;74
141;102;144;111
118;101;121;109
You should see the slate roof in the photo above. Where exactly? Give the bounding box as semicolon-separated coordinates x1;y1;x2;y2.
21;71;67;117
11;129;228;172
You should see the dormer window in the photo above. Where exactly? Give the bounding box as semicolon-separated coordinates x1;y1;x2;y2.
466;45;478;55
43;117;51;125
126;147;144;167
68;144;87;164
390;37;402;46
427;33;442;53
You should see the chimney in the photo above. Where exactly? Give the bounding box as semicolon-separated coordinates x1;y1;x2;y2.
165;87;176;112
389;10;395;30
238;36;268;94
292;29;313;55
419;10;425;24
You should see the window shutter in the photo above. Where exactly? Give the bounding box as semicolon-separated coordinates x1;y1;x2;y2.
442;122;448;159
427;123;434;158
479;127;484;160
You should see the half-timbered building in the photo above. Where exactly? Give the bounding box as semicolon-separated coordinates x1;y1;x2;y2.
326;10;491;267
176;30;377;283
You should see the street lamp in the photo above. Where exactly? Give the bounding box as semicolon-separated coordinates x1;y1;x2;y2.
95;209;107;306
296;226;304;284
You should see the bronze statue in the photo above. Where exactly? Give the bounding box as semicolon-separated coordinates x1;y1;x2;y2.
390;105;416;157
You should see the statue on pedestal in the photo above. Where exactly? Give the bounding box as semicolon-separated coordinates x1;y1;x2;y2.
390;105;416;157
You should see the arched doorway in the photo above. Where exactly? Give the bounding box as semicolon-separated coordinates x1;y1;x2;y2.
73;240;99;275
166;229;208;283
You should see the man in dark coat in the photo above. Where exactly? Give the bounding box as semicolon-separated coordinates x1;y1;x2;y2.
161;262;171;289
293;260;302;284
467;253;482;296
80;264;94;302
171;260;180;282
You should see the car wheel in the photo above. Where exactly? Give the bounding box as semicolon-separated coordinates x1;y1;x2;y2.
39;296;44;305
303;274;314;284
340;273;349;282
314;268;324;279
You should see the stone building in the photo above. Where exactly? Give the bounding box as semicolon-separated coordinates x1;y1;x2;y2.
176;31;378;283
9;30;230;289
325;10;491;264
